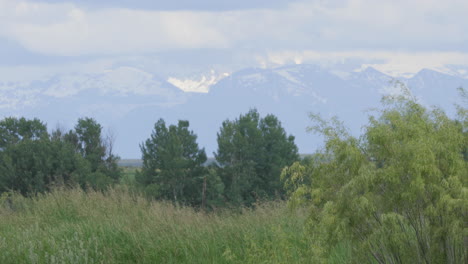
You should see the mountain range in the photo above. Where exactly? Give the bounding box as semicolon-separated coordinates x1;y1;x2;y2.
0;64;466;158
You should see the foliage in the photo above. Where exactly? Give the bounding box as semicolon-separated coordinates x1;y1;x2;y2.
74;118;106;169
0;137;87;195
282;91;468;263
70;118;121;181
65;117;121;189
138;119;212;206
0;117;120;194
0;117;48;149
216;109;299;205
201;165;226;209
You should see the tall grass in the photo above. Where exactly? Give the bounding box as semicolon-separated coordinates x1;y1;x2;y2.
0;188;320;263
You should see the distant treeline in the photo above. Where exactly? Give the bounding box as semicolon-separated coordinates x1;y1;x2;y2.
0;109;299;208
0;117;121;194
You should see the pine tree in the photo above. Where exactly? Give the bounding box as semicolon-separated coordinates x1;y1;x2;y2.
138;119;208;205
216;109;299;205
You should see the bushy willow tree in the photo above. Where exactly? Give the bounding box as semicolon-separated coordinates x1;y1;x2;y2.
282;90;467;263
216;109;299;205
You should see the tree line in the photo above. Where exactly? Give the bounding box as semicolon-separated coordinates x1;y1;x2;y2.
0;117;120;195
136;109;299;208
0;109;299;208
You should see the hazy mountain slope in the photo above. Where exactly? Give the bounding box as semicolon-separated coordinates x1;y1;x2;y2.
0;65;465;158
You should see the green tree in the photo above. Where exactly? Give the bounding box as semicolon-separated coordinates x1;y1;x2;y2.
138;119;209;205
200;165;226;209
259;114;299;196
216;109;299;205
0;117;48;149
282;91;468;263
68;118;121;188
73;118;106;171
0;118;90;195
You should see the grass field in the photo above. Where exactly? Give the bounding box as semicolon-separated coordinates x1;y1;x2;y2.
120;167;139;185
0;187;343;264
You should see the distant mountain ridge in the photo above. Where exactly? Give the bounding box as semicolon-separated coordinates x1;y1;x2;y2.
0;64;466;158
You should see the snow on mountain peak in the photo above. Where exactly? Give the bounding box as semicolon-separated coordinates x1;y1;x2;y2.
167;71;230;93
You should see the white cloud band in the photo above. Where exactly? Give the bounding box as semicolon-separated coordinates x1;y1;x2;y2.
0;0;467;56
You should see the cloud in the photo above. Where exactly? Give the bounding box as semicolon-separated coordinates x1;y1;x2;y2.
40;0;297;11
2;5;229;55
308;0;468;50
0;0;467;56
258;50;468;77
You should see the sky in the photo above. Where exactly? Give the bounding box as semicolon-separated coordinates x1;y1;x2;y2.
0;0;467;80
0;0;467;158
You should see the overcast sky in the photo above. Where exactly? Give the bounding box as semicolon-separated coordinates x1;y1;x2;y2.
0;0;467;78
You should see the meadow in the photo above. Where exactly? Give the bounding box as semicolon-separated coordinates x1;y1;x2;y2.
0;187;348;264
1;92;465;263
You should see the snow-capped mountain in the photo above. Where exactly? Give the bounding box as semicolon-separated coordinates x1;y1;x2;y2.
0;64;466;158
0;67;186;109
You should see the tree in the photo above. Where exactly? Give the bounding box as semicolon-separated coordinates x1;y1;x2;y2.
282;91;467;263
73;118;106;171
67;118;121;188
216;109;299;205
102;128;120;181
0;118;90;195
259;114;299;196
0;117;48;149
216;110;262;205
138;119;208;205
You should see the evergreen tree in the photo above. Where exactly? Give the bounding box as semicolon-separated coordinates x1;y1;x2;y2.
259;114;299;197
138;119;209;205
216;109;299;205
